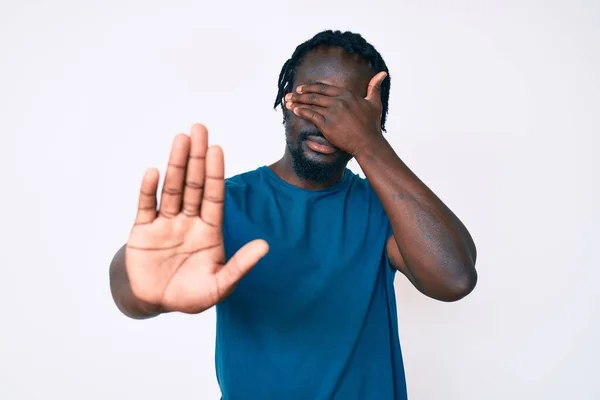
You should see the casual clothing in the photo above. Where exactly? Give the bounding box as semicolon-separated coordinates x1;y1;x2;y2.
216;166;407;399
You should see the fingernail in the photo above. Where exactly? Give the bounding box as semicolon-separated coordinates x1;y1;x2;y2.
296;85;303;93
285;93;292;101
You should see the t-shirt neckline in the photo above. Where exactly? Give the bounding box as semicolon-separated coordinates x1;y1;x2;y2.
260;165;352;194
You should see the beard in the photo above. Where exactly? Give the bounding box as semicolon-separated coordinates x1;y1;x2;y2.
286;130;351;183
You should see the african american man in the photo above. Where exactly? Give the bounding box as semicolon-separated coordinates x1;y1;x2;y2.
109;30;478;400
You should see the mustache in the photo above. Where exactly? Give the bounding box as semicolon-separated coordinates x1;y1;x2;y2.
298;130;325;141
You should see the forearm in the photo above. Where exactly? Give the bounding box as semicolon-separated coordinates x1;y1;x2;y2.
109;244;164;320
356;137;477;296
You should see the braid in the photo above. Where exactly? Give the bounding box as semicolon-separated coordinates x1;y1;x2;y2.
274;30;391;131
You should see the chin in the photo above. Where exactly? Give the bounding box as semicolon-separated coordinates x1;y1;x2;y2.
290;148;348;183
302;150;340;165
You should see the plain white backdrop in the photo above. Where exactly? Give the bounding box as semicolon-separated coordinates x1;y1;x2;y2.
1;0;598;399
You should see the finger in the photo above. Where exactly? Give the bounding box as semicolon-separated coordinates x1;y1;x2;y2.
200;145;225;227
365;71;388;103
159;134;190;218
134;168;159;225
296;82;343;97
216;239;269;290
293;106;328;130
182;124;208;217
286;101;329;113
285;92;335;108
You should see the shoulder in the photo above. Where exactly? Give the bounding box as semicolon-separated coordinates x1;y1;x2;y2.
346;170;381;203
225;166;265;190
226;168;261;185
223;166;271;209
346;170;389;225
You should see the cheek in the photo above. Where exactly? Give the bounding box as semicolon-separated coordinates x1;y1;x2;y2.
288;111;317;132
285;111;301;130
284;118;298;142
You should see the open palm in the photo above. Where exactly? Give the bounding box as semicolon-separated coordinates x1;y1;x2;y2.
125;124;268;314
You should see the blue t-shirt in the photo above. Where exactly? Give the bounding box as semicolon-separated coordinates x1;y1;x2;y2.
217;165;407;400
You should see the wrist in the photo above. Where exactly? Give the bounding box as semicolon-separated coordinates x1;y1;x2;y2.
354;134;390;163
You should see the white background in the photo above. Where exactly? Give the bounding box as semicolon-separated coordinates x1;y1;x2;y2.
1;0;598;399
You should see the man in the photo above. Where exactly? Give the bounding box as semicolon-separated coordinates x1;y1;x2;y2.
109;30;477;399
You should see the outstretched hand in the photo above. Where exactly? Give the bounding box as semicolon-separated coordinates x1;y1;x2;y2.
125;124;269;314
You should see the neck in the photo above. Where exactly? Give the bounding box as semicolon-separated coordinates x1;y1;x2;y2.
269;151;346;191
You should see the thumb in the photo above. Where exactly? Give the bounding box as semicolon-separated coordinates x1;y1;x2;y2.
216;239;269;290
365;71;388;103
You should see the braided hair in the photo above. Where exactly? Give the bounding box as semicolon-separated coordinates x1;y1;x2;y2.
274;30;391;131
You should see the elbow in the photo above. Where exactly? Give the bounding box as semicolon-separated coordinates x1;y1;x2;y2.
438;264;478;302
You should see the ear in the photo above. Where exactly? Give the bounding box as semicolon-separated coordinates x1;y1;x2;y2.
365;71;388;103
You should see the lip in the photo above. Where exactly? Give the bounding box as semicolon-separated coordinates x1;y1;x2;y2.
305;136;336;149
304;137;337;155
